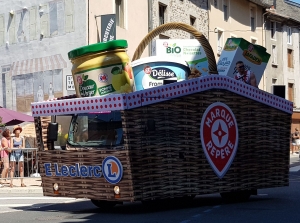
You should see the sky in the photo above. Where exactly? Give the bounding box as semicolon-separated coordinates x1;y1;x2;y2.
288;0;300;4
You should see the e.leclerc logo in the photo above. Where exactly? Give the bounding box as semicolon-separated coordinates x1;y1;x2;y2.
102;156;123;184
44;156;123;184
200;102;238;178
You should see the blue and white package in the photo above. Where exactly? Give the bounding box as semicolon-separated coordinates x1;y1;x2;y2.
131;56;190;91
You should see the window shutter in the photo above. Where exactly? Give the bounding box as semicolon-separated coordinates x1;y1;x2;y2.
0;14;4;46
30;7;37;40
65;0;74;33
40;5;49;37
9;15;16;44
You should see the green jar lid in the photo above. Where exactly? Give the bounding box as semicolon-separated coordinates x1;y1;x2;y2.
68;39;128;60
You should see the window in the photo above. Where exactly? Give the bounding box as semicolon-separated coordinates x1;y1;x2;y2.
288;83;294;103
68;112;123;147
159;3;167;25
217;30;223;55
287;49;293;68
190;16;196;39
271;21;276;39
250;7;256;32
272;45;277;64
214;0;218;8
287;27;292;44
223;0;228;21
116;0;125;28
49;1;59;37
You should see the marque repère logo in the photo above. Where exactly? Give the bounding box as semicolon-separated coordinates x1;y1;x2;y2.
200;102;238;178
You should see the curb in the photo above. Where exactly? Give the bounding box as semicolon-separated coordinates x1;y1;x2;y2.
0;187;43;194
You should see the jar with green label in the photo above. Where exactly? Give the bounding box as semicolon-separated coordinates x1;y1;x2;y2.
68;40;135;98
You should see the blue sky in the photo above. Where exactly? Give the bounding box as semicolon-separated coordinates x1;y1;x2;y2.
288;0;300;4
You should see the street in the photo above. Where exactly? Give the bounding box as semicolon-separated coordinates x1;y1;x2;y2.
0;170;300;223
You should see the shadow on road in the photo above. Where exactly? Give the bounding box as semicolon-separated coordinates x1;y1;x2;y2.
9;193;276;223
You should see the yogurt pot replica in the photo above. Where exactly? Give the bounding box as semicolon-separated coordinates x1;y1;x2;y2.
68;40;135;98
131;56;190;91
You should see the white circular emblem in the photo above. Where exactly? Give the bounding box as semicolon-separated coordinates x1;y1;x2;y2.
200;102;238;178
102;156;123;184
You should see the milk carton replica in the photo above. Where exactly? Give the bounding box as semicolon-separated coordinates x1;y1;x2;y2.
217;38;270;87
151;39;209;78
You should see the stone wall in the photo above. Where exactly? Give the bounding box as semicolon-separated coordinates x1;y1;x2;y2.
151;0;209;39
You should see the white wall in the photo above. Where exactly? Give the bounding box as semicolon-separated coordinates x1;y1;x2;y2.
282;25;300;107
0;0;87;113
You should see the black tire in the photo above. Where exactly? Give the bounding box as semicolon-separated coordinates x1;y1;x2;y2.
90;199;118;209
220;190;251;203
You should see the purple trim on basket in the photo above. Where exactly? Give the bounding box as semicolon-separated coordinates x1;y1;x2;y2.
31;76;293;117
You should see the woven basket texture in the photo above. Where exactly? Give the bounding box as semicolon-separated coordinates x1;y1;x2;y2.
37;89;290;201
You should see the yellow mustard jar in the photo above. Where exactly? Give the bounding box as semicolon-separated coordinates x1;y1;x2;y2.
68;40;135;98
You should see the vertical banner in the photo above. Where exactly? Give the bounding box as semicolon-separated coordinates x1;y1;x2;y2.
101;14;116;42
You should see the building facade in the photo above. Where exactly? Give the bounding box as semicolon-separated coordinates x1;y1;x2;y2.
0;0;86;113
208;0;272;89
263;0;300;131
150;0;209;39
0;0;149;114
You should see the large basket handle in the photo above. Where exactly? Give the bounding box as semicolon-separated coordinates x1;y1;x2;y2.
132;22;218;75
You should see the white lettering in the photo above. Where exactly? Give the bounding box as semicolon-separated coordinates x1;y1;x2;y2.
221;149;225;159
216;149;220;158
211;146;216;156
228;141;234;149
205;117;212;128
206;141;213;151
215;108;220;117
210;111;216;121
103;19;115;42
225;147;230;156
151;69;175;78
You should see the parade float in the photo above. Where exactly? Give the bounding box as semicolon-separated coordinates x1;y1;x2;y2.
32;23;292;208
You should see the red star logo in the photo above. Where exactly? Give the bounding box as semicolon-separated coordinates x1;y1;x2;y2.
213;122;227;144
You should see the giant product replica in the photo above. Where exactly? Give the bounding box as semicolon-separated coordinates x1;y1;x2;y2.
32;23;292;208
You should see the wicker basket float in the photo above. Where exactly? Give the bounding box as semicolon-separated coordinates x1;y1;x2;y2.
34;23;292;203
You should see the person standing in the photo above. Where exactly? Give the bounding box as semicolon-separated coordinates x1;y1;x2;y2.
1;128;11;188
291;127;300;155
48;82;54;100
10;125;26;188
37;85;44;102
234;61;258;87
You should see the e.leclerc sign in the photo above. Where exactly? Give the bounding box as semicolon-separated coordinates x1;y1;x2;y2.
44;156;123;184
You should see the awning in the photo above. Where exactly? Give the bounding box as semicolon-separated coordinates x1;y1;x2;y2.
11;54;68;76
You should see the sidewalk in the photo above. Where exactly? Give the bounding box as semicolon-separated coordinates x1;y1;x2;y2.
0;177;42;194
0;155;299;195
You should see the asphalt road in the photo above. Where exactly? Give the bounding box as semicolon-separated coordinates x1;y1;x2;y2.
1;172;300;223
